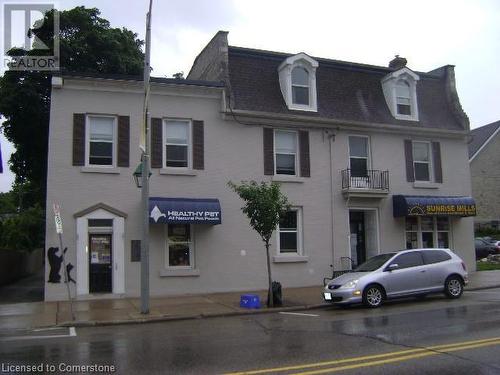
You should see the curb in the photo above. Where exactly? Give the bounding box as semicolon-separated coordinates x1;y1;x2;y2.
57;303;330;328
465;284;500;291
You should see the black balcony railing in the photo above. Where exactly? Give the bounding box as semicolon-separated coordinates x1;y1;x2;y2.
341;169;389;191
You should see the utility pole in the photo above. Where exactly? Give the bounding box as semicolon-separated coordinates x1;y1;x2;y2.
140;0;153;315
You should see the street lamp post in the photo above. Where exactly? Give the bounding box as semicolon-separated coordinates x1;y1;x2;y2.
140;0;153;315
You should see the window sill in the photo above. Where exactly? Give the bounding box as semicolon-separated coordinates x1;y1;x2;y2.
272;175;306;183
287;104;317;112
80;167;120;174
159;268;200;277
159;168;197;176
394;114;418;121
413;181;440;189
273;255;309;263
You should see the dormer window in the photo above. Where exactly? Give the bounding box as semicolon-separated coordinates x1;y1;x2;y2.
381;62;419;121
291;67;310;105
396;80;411;115
278;53;318;112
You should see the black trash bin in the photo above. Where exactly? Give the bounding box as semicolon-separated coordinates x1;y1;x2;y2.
267;281;283;307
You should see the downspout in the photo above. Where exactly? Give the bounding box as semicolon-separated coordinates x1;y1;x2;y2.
327;130;336;268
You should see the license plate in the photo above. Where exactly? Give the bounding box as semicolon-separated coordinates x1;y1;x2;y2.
324;292;332;301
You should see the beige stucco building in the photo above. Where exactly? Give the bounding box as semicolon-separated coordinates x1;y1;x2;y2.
45;32;476;301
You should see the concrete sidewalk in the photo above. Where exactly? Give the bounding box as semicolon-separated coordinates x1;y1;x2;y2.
1;270;499;330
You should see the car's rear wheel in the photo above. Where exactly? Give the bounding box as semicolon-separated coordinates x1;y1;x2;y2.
444;276;463;299
363;285;384;308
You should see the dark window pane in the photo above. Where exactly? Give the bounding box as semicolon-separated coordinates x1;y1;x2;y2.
423;250;451;264
422;232;434;247
414;162;430;181
280;232;297;252
292;86;309;105
391;252;424;269
406;217;418;231
168;224;190;241
437;217;450;231
350;158;368;177
397;104;411;115
89;156;112;165
437;233;449;248
279;211;297;229
166;145;188;167
276;153;296;175
406;232;418;249
88;219;113;227
169;244;190;266
90;142;112;157
349;137;368;157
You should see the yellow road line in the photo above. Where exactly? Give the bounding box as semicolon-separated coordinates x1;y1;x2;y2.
225;336;500;375
295;339;500;375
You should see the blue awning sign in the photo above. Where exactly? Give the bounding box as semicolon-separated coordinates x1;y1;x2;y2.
393;195;476;217
149;197;221;224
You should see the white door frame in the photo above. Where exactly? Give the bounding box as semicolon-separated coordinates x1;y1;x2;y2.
76;208;125;296
347;207;381;263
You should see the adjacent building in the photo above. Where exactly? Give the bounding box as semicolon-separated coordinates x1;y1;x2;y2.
45;31;476;301
468;120;500;230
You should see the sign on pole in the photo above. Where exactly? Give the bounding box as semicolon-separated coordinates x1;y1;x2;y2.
53;203;63;234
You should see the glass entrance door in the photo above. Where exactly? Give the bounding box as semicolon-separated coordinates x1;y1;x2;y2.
349;211;366;268
89;234;112;293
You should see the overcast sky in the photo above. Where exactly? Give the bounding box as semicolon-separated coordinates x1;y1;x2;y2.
1;0;499;192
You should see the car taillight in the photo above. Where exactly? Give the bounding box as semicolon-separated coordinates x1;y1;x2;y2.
461;262;467;271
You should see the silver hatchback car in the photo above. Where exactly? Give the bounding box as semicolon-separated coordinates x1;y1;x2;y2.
323;248;468;308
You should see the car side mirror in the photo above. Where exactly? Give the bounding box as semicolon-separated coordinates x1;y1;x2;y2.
386;263;399;272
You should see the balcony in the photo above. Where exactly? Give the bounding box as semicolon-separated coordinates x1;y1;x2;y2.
341;169;390;198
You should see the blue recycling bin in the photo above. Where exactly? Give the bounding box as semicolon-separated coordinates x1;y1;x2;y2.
240;294;261;309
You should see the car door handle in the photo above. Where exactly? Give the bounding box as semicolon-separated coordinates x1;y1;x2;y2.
420;270;426;273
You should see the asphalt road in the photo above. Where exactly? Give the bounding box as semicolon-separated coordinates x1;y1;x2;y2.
2;289;500;374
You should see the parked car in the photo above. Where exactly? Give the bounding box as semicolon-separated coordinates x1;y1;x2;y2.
323;249;468;308
475;238;498;259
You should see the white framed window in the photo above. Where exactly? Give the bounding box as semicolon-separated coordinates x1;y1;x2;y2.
163;119;191;168
381;68;419;121
277;53;318;112
277;208;303;255
396;80;412;115
86;115;117;167
348;136;370;177
405;216;451;249
274;130;298;175
291;67;310;106
165;224;193;268
412;141;432;181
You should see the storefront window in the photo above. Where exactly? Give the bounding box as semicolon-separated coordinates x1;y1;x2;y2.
167;224;192;268
405;216;451;249
405;217;418;249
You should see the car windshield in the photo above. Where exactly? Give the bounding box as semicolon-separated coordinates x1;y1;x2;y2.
355;253;395;272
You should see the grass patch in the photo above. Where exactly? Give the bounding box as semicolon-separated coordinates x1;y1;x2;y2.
477;261;500;271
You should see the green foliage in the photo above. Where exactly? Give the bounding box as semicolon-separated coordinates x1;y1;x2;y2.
476;261;500;271
0;205;44;251
0;190;18;214
228;180;290;244
0;6;144;199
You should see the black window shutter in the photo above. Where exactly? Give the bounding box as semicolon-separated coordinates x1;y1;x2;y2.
263;128;274;175
432;142;443;183
299;130;310;177
73;113;85;166
117;116;130;167
404;140;415;182
151;118;163;168
192;120;204;170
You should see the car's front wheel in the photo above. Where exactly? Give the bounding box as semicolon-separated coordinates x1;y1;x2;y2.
444;276;464;299
363;285;384;308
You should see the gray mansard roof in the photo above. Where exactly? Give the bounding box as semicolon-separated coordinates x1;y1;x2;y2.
187;31;469;131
